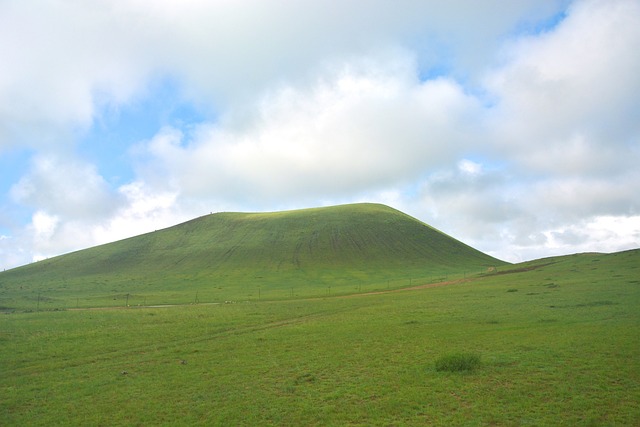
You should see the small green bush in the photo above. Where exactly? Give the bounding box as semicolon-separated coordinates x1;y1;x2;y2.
435;352;481;372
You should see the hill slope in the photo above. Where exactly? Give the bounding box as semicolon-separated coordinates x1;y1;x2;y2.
0;203;505;309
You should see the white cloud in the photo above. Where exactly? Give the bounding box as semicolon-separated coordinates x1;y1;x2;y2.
528;173;640;219
133;0;562;104
0;1;153;150
29;210;59;261
486;0;640;175
542;215;640;256
137;54;481;205
10;155;122;220
457;159;483;176
416;162;520;237
92;181;186;244
0;0;563;151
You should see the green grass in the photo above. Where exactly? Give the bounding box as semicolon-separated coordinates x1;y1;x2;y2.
0;203;504;311
2;249;639;425
435;352;481;372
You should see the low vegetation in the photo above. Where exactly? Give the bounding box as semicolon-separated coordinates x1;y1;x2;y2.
2;249;639;425
434;352;481;372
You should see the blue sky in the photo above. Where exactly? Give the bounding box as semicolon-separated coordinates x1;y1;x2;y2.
1;0;639;270
78;77;208;186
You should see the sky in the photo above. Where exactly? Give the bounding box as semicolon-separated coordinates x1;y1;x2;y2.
1;0;639;270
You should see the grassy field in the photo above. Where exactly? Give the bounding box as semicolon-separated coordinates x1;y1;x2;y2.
2;249;639;425
0;203;504;311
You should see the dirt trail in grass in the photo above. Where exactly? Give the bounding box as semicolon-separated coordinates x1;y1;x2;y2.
67;302;222;311
344;277;473;297
350;262;554;297
66;278;473;311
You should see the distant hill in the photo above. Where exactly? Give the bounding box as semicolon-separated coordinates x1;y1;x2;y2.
0;203;507;309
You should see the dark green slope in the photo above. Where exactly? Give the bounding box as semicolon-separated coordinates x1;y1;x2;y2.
0;203;506;308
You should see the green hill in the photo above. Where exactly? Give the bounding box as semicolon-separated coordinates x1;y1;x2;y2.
0;203;505;309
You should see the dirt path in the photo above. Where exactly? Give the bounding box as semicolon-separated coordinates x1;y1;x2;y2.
67;302;221;311
65;278;472;311
340;277;472;298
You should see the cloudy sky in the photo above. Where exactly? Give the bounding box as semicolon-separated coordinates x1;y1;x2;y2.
1;0;639;270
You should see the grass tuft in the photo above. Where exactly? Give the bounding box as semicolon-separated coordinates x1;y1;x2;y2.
434;352;481;372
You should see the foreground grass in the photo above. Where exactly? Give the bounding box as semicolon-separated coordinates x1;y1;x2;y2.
2;250;639;425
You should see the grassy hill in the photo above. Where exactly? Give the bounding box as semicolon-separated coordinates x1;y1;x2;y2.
0;203;505;310
2;248;638;425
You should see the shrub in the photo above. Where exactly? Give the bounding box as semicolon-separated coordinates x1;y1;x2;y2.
435;352;481;372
